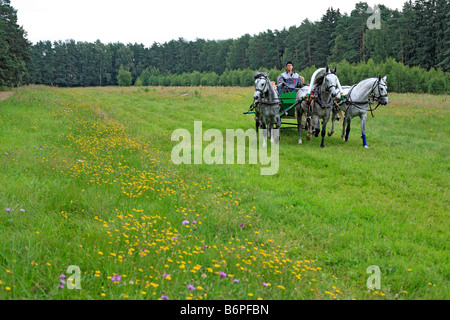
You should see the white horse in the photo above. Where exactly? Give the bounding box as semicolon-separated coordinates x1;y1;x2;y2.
295;67;343;148
334;76;388;148
253;72;281;147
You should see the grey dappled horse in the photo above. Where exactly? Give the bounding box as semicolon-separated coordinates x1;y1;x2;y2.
295;67;341;148
253;72;281;147
334;76;388;148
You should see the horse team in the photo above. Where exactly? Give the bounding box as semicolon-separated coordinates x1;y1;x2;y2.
252;68;389;148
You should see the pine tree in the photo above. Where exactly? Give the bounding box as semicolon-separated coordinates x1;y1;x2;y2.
313;7;342;67
340;2;370;63
330;34;348;63
407;0;444;70
281;26;301;68
297;19;316;68
226;34;250;70
435;0;450;71
261;30;279;69
0;0;30;86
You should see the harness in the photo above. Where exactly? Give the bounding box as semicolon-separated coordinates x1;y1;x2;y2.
344;78;388;117
303;76;336;113
313;85;334;109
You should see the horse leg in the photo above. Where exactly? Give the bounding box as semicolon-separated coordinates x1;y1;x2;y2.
360;113;368;148
270;121;275;143
306;115;312;141
321;113;330;148
342;115;351;142
267;115;272;140
320;123;326;148
255;112;260;138
345;121;351;142
328;117;335;137
342;113;351;142
328;108;336;137
275;116;281;144
261;122;268;148
296;108;303;144
313;115;320;137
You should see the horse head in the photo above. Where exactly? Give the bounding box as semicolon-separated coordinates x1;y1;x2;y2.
323;67;341;99
253;72;270;103
374;76;388;105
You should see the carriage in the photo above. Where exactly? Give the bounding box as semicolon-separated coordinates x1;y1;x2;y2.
245;67;389;148
244;68;336;129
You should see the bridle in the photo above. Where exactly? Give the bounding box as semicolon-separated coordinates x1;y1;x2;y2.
371;78;388;102
314;73;338;108
323;73;338;93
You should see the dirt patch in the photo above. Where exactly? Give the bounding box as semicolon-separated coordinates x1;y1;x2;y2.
0;91;14;100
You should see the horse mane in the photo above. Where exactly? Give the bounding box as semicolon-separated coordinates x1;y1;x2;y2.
314;74;325;87
353;77;378;90
254;71;268;80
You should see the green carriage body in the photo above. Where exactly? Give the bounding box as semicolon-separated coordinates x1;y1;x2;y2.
243;90;301;128
279;91;298;117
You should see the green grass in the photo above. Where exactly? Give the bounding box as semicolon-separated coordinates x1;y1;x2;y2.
0;85;448;300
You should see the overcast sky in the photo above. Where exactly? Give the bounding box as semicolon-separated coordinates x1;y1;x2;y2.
10;0;408;46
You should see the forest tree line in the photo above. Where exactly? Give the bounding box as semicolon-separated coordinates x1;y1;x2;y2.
134;59;449;94
1;0;449;93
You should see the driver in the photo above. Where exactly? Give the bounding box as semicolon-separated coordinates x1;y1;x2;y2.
277;61;303;93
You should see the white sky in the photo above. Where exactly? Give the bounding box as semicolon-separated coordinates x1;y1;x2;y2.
10;0;408;46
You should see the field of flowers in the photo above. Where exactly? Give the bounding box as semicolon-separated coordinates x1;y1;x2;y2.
0;85;448;300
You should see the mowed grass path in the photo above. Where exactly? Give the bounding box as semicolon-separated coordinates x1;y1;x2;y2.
0;85;448;300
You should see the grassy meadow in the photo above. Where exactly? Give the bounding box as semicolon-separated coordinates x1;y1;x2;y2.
0;85;448;300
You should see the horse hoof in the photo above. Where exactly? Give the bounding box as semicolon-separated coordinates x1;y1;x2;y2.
298;140;302;145
306;135;311;141
328;132;333;137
